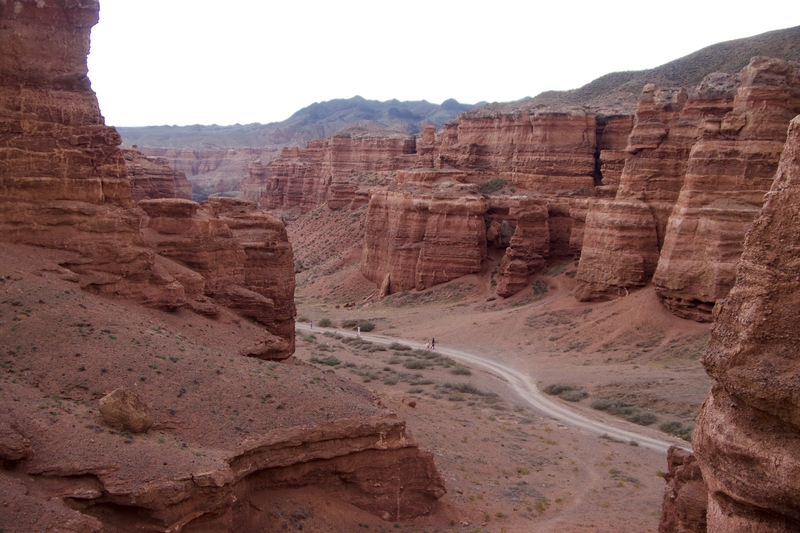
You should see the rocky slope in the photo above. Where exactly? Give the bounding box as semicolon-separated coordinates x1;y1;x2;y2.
0;1;446;530
660;114;800;532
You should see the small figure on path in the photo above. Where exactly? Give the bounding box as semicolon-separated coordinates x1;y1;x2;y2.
310;321;313;329
425;341;431;350
431;338;435;350
357;326;361;337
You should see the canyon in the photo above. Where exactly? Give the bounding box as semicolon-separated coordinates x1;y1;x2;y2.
243;55;800;321
3;1;800;531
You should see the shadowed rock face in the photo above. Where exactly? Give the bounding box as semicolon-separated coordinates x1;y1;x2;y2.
139;197;296;356
693;114;800;531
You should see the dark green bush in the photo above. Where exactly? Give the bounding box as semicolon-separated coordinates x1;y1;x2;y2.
317;318;332;327
479;177;508;195
389;342;412;351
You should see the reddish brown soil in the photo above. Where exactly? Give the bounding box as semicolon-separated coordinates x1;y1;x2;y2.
287;207;712;532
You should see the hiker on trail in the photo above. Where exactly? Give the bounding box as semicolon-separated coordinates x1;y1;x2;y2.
431;338;435;350
357;326;361;337
310;321;313;329
425;340;431;350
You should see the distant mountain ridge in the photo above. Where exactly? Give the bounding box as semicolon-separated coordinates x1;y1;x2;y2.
118;96;473;150
525;25;800;114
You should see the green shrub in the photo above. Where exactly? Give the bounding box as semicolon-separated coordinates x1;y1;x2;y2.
450;366;472;376
479;177;508;195
543;383;574;395
403;359;429;370
341;319;358;328
317;318;332;327
559;389;589;402
626;411;657;426
591;398;631;414
443;382;481;395
357;321;375;332
310;356;341;366
389;342;412;351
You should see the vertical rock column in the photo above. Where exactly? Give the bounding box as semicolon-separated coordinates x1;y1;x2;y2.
693;115;800;531
654;57;800;321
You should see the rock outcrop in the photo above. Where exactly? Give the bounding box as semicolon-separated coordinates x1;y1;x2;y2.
122;147;193;202
661;114;800;532
0;2;447;530
653;58;800;320
688;114;800;531
0;0;180;308
139;197;296;355
576;58;800;317
360;172;488;294
242;130;417;212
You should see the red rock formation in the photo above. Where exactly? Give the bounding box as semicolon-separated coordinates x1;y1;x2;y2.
243;130;417;212
0;0;186;309
654;58;800;321
689;114;800;531
576;60;800;308
140;198;295;356
494;198;549;297
435;107;599;194
360;174;487;295
659;446;708;533
123;147;193;201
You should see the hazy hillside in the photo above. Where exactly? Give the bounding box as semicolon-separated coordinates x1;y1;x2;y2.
118;96;473;150
527;25;800;113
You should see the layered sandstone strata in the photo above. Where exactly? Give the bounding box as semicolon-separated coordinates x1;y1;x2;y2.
576;59;800;310
123;147;193;202
435;107;599;193
243;130;417;212
360;174;487;295
0;0;186;308
494;198;550;297
674;115;800;531
140;198;296;356
653;57;800;320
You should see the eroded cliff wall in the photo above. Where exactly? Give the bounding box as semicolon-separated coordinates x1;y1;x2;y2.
576;58;800;319
660;114;800;532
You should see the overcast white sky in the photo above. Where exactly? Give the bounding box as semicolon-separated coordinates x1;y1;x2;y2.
87;0;799;127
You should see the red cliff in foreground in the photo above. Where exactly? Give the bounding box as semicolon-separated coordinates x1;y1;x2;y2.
0;1;447;530
660;115;800;532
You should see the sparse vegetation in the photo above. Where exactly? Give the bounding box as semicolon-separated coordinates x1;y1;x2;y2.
479;177;508;195
317;318;332;327
543;383;589;402
660;420;694;441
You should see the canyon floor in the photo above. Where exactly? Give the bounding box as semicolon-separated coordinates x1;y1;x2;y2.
1;227;711;533
286;206;712;532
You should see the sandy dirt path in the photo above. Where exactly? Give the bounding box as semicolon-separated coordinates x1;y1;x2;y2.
297;323;690;455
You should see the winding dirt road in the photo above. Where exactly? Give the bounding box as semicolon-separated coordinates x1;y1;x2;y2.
297;324;690;455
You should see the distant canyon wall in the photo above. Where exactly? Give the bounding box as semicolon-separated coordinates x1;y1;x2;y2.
249;58;800;318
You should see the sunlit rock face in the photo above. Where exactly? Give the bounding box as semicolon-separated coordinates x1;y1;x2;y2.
653;57;800;321
123;147;193;202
